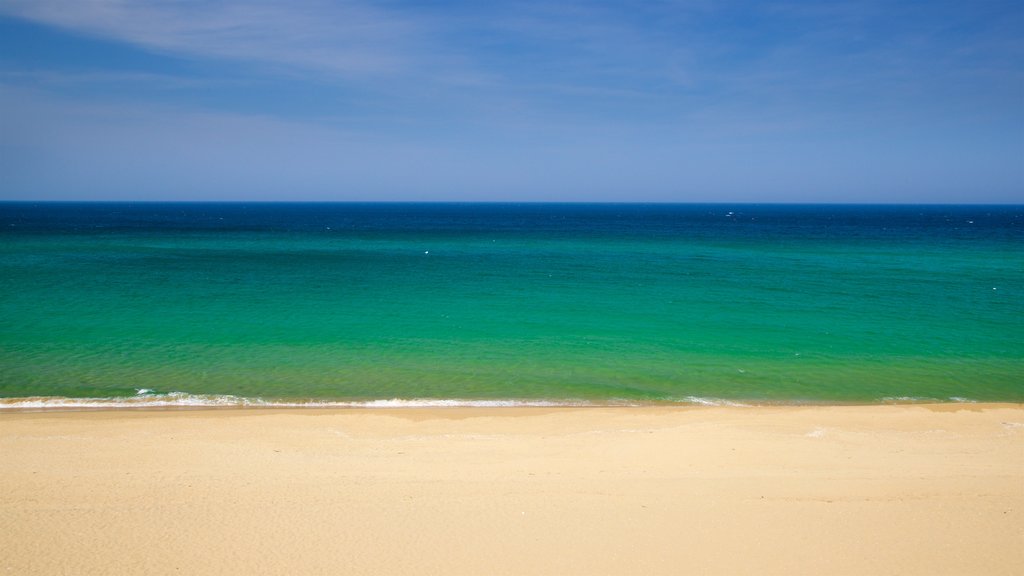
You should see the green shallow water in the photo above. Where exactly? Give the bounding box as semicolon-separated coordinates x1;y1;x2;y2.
1;203;1022;405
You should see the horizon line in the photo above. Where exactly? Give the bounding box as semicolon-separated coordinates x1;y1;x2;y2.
2;200;1022;206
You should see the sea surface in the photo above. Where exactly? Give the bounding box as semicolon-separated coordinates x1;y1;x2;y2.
1;202;1021;408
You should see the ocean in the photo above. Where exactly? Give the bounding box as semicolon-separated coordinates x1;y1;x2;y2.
1;202;1021;408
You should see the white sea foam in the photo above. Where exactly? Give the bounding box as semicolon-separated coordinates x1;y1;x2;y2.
881;396;979;404
881;396;940;403
0;392;993;411
0;392;767;411
679;396;750;407
350;398;588;408
0;392;637;411
0;392;265;410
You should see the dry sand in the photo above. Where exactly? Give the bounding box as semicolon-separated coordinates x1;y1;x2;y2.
1;404;1022;575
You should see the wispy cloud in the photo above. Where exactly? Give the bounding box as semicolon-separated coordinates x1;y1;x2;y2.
0;68;201;90
0;0;421;77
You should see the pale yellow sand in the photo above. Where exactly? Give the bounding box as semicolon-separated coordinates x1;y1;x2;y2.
1;404;1022;575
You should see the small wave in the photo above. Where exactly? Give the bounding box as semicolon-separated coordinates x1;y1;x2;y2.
0;393;994;411
0;391;266;410
881;396;941;403
881;396;979;404
0;392;765;411
678;396;750;407
0;392;638;411
350;398;596;408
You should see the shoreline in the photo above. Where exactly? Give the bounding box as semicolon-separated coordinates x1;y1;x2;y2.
3;404;1022;575
1;393;1016;412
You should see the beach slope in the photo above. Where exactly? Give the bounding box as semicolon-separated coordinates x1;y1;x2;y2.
1;404;1022;575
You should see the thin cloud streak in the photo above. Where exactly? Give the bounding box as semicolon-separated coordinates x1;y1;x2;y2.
0;0;420;77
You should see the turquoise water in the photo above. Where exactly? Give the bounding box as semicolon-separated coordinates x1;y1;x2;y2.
1;203;1021;407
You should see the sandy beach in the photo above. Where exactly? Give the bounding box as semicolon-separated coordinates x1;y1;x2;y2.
1;404;1022;575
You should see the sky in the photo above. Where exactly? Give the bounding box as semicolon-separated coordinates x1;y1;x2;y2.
0;0;1021;202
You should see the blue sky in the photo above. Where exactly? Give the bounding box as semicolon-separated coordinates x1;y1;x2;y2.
1;0;1021;202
